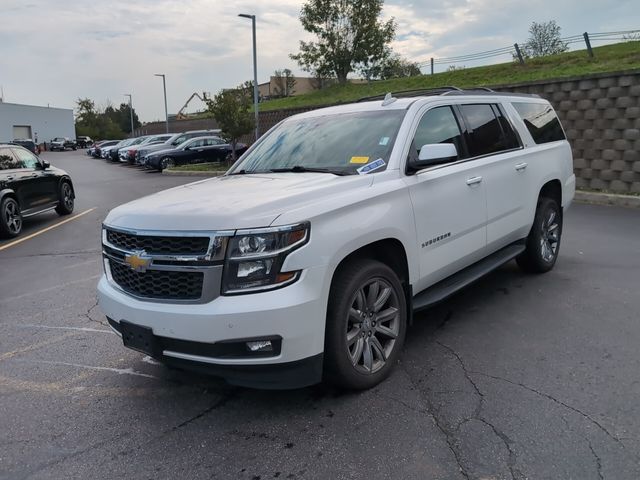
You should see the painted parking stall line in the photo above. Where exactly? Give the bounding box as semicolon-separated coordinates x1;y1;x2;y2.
0;208;96;252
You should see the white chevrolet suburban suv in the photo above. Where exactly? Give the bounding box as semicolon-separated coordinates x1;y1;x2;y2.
98;87;575;390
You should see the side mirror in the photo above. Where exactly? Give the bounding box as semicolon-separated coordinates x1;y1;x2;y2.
408;144;458;173
41;160;50;169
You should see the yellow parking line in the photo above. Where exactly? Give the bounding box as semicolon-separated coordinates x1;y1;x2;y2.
0;208;96;252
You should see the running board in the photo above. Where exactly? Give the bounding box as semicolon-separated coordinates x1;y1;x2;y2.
412;241;525;312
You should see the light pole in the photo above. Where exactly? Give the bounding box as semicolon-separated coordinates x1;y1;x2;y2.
124;94;134;136
238;13;259;140
154;74;169;133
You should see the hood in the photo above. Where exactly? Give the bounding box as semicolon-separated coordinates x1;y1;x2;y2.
104;172;374;231
146;147;179;158
141;143;175;155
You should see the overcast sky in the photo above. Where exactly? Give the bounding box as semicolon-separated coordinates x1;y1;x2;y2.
1;0;636;122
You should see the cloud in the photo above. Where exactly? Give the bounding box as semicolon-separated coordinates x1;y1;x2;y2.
0;0;636;122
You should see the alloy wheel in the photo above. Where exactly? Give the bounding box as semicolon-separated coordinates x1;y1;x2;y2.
3;199;22;235
345;278;400;374
540;209;560;263
62;183;74;210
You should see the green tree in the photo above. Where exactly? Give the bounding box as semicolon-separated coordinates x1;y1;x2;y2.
290;0;396;84
522;20;569;58
273;69;296;97
74;98;126;140
206;84;255;162
363;50;421;80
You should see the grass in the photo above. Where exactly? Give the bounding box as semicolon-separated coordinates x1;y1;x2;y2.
167;162;228;172
259;41;640;112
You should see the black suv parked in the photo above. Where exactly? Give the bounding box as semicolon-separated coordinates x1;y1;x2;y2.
76;136;93;148
50;137;77;151
0;144;75;238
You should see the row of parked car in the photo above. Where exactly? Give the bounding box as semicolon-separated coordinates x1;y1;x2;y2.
86;130;248;171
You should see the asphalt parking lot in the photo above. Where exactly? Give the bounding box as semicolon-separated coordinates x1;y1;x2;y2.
1;150;639;479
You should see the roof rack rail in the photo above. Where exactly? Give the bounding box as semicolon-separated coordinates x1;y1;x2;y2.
357;86;539;103
356;86;462;102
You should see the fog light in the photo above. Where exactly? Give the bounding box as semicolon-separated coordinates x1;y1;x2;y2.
246;340;273;352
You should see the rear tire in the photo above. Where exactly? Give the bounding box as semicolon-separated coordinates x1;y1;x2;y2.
324;259;407;390
55;181;74;215
0;197;22;238
516;197;562;273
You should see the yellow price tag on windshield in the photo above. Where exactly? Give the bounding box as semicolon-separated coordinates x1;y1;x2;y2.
350;156;369;164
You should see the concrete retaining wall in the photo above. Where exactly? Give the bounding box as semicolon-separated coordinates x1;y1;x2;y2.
495;70;640;193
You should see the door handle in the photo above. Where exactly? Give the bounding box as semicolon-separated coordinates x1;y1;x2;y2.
466;176;483;186
515;162;528;171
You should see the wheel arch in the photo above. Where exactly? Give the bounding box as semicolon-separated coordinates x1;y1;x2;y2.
329;237;413;324
0;188;18;204
57;176;76;198
538;179;562;207
333;238;410;285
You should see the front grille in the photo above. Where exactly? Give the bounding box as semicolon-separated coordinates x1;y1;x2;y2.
109;260;204;300
106;229;209;255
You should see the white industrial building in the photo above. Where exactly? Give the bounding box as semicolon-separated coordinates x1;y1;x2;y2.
0;101;75;144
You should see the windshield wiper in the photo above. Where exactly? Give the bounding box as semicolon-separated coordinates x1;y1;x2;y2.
268;165;352;176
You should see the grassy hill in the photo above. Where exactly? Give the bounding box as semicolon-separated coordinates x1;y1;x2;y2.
260;41;640;112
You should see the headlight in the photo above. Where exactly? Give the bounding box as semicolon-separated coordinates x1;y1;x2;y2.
222;222;310;294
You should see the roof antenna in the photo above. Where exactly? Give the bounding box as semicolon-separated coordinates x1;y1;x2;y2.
381;92;397;106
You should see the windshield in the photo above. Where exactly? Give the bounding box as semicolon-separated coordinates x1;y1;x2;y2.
230;110;405;175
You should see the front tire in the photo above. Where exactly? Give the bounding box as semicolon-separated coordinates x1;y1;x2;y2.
0;197;22;238
55;181;74;215
160;157;175;171
516;197;562;273
324;259;407;390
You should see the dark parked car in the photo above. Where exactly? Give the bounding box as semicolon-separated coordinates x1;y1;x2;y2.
50;137;77;151
11;139;39;155
135;129;221;164
0;144;75;238
144;136;247;171
90;140;120;158
76;136;93;148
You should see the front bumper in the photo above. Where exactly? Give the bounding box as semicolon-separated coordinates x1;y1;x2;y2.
97;265;328;388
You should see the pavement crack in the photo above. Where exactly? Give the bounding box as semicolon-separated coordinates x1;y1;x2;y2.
435;342;522;480
172;388;238;431
398;364;470;480
476;418;523;480
82;297;107;327
471;371;625;449
436;341;483;418
588;439;605;480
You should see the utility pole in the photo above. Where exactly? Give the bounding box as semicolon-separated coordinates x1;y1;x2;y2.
154;74;169;133
239;14;259;140
124;94;134;136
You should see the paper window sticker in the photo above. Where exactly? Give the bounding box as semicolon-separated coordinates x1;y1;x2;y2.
350;156;370;164
357;158;386;174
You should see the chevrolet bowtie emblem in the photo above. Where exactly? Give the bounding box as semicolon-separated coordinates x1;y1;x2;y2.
124;251;152;272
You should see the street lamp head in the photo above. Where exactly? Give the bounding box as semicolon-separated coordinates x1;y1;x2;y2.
154;73;165;77
238;13;254;19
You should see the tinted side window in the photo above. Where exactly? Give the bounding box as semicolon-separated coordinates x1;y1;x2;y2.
460;104;507;157
0;148;21;170
414;106;464;160
512;102;566;144
12;148;39;169
494;106;520;150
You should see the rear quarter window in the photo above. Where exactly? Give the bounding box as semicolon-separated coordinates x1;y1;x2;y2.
512;102;565;144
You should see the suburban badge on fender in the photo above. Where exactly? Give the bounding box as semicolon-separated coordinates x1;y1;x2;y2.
124;250;152;272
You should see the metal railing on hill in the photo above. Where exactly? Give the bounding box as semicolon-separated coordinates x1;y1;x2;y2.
418;29;640;74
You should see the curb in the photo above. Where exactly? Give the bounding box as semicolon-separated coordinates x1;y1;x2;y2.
163;170;225;177
575;190;640;209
